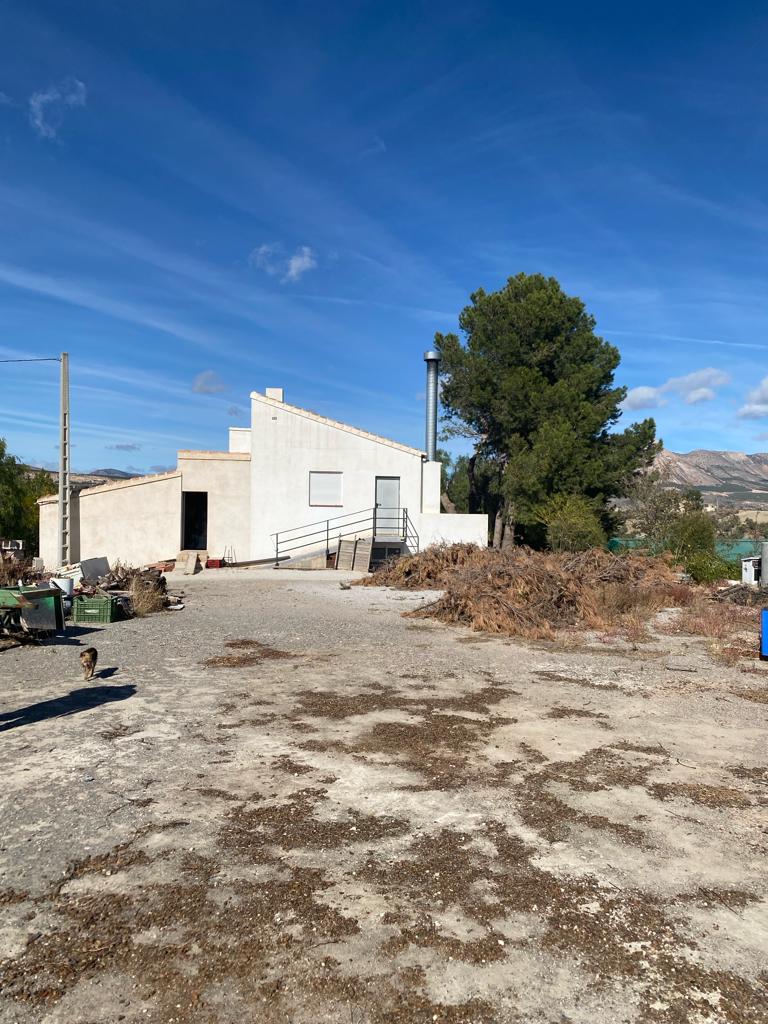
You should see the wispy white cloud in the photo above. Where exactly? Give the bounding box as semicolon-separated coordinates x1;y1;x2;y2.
249;242;318;283
0;261;222;351
283;245;317;282
249;242;283;276
192;370;226;394
608;329;768;352
738;377;768;419
28;77;87;139
0;92;12;106
623;368;730;411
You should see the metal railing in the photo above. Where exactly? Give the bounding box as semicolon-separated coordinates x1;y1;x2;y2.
271;506;419;565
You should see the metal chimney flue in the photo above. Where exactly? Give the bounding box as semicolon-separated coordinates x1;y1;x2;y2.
423;350;440;461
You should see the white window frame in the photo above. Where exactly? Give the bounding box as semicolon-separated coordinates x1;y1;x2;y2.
309;471;343;507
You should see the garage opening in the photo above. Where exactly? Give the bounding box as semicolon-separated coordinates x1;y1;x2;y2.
182;491;208;550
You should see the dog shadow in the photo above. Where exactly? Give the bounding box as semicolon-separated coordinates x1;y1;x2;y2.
0;685;136;733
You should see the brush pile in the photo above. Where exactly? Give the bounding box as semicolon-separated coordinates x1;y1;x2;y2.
358;543;485;590
361;544;686;640
78;564;174;616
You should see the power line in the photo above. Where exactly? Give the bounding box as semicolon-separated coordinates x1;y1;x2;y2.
0;357;61;363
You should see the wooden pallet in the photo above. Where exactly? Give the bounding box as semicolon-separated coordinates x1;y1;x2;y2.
336;538;357;571
352;537;373;572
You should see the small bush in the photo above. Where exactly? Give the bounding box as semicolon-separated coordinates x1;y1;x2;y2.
684;552;740;584
536;495;606;553
667;511;716;559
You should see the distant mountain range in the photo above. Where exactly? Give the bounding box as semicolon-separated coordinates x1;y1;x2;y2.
86;468;136;479
24;466;138;489
656;449;768;506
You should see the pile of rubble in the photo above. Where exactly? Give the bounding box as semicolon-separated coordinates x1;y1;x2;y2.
64;560;184;616
0;557;184;649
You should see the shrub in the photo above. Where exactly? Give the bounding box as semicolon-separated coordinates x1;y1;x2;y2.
536;495;606;553
667;511;716;559
684;552;740;584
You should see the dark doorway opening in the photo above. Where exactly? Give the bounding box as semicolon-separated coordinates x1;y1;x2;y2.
182;491;208;549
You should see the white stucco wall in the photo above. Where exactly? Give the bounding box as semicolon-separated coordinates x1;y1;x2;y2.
177;452;250;561
228;428;251;454
421;461;442;514
249;392;430;560
78;473;182;566
39;473;182;569
416;512;489;549
38;497;60;568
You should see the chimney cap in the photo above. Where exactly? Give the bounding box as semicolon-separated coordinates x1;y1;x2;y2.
423;350;439;362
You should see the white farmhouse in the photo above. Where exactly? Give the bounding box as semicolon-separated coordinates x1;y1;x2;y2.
39;360;487;569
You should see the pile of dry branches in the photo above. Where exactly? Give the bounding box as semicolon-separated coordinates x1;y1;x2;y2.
357;543;488;590
363;544;687;640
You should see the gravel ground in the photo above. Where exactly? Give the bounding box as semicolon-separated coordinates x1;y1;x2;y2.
0;567;767;1024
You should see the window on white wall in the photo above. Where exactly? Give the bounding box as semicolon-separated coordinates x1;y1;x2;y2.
309;471;343;507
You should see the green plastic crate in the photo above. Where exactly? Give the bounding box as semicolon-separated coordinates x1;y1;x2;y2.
72;595;119;624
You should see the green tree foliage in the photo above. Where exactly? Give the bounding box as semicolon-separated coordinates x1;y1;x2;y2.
742;516;768;543
712;509;744;542
622;471;686;550
444;454;502;520
436;273;659;547
666;511;716;560
0;438;54;555
535;494;606;552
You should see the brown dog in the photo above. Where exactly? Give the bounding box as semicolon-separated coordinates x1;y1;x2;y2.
79;647;98;681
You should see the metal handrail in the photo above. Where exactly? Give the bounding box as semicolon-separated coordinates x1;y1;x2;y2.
272;506;419;565
273;506;376;538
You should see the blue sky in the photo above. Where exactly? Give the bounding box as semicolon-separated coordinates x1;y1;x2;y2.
1;1;767;473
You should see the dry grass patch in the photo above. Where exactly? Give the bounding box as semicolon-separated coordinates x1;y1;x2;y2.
203;640;295;668
667;600;757;640
546;705;610;726
730;686;768;704
649;783;752;809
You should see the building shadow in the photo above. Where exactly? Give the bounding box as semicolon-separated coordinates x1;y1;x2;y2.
0;685;136;733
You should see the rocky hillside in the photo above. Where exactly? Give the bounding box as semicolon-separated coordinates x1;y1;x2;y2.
656;449;768;505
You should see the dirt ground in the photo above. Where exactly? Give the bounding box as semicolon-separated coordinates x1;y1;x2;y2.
0;567;766;1024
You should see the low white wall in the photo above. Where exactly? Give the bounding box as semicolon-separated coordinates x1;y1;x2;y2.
416;512;489;549
40;473;183;569
78;473;182;566
38;498;60;568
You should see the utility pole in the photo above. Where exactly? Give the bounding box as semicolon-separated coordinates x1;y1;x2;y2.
58;352;70;566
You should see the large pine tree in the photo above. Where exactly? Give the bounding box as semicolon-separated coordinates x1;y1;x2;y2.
436;273;659;546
